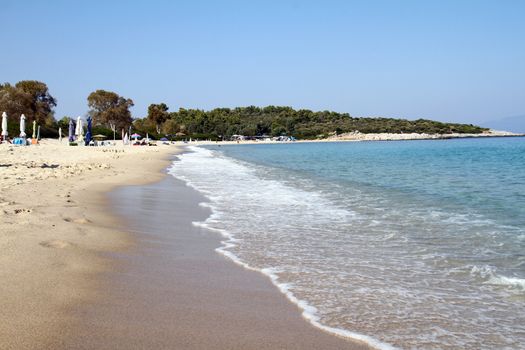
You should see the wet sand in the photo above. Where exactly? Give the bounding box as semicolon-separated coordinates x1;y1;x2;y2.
62;174;372;349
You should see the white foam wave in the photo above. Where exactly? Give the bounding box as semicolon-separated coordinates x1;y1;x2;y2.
194;218;398;350
470;265;525;291
261;267;400;350
486;275;525;290
470;265;496;279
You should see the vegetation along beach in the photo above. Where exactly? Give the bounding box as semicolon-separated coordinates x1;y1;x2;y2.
1;1;524;349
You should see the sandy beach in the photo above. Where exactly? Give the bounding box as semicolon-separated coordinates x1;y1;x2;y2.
0;140;369;349
0;140;175;349
3;2;523;347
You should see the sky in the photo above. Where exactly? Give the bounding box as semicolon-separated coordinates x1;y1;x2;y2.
1;0;524;125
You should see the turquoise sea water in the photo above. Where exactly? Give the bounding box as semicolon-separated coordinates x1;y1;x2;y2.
169;137;525;349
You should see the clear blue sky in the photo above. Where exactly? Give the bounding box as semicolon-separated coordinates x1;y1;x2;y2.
1;0;524;124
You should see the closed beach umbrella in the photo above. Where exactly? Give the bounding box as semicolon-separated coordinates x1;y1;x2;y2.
1;112;8;138
59;127;62;142
68;118;75;142
37;125;40;140
75;117;83;142
123;132;129;145
77;118;84;143
84;116;92;146
32;120;37;139
75;117;80;136
20;114;26;138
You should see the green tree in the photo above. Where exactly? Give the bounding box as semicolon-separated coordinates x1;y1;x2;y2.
57;116;70;132
0;81;56;125
147;103;169;133
133;118;157;136
161;119;179;136
0;83;32;121
15;80;57;124
107;105;489;141
87;90;134;132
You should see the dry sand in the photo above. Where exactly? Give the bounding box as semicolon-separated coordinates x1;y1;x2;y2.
0;139;370;349
0;139;176;349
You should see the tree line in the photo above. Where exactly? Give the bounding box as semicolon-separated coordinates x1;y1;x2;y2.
138;105;487;140
0;80;488;140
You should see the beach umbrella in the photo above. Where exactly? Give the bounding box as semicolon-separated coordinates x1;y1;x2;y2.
131;133;141;139
37;125;40;140
123;132;129;145
75;117;80;136
32;120;37;139
78;120;84;142
84;116;92;146
1;112;8;138
68;118;75;142
19;114;26;138
58;127;62;142
93;134;107;140
160;137;168;141
76;117;84;143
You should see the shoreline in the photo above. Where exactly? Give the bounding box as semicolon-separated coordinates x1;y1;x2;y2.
60;166;373;349
0;141;372;349
176;131;524;146
201;218;396;350
173;146;395;350
174;155;395;350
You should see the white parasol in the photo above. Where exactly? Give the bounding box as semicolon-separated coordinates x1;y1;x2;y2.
19;114;26;138
1;112;8;138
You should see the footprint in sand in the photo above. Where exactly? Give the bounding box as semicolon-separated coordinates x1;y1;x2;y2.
63;217;91;224
39;240;74;249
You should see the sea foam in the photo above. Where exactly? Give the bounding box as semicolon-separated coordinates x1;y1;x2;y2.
170;146;396;350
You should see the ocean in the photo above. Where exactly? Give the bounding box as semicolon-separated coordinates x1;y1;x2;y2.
168;137;525;350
